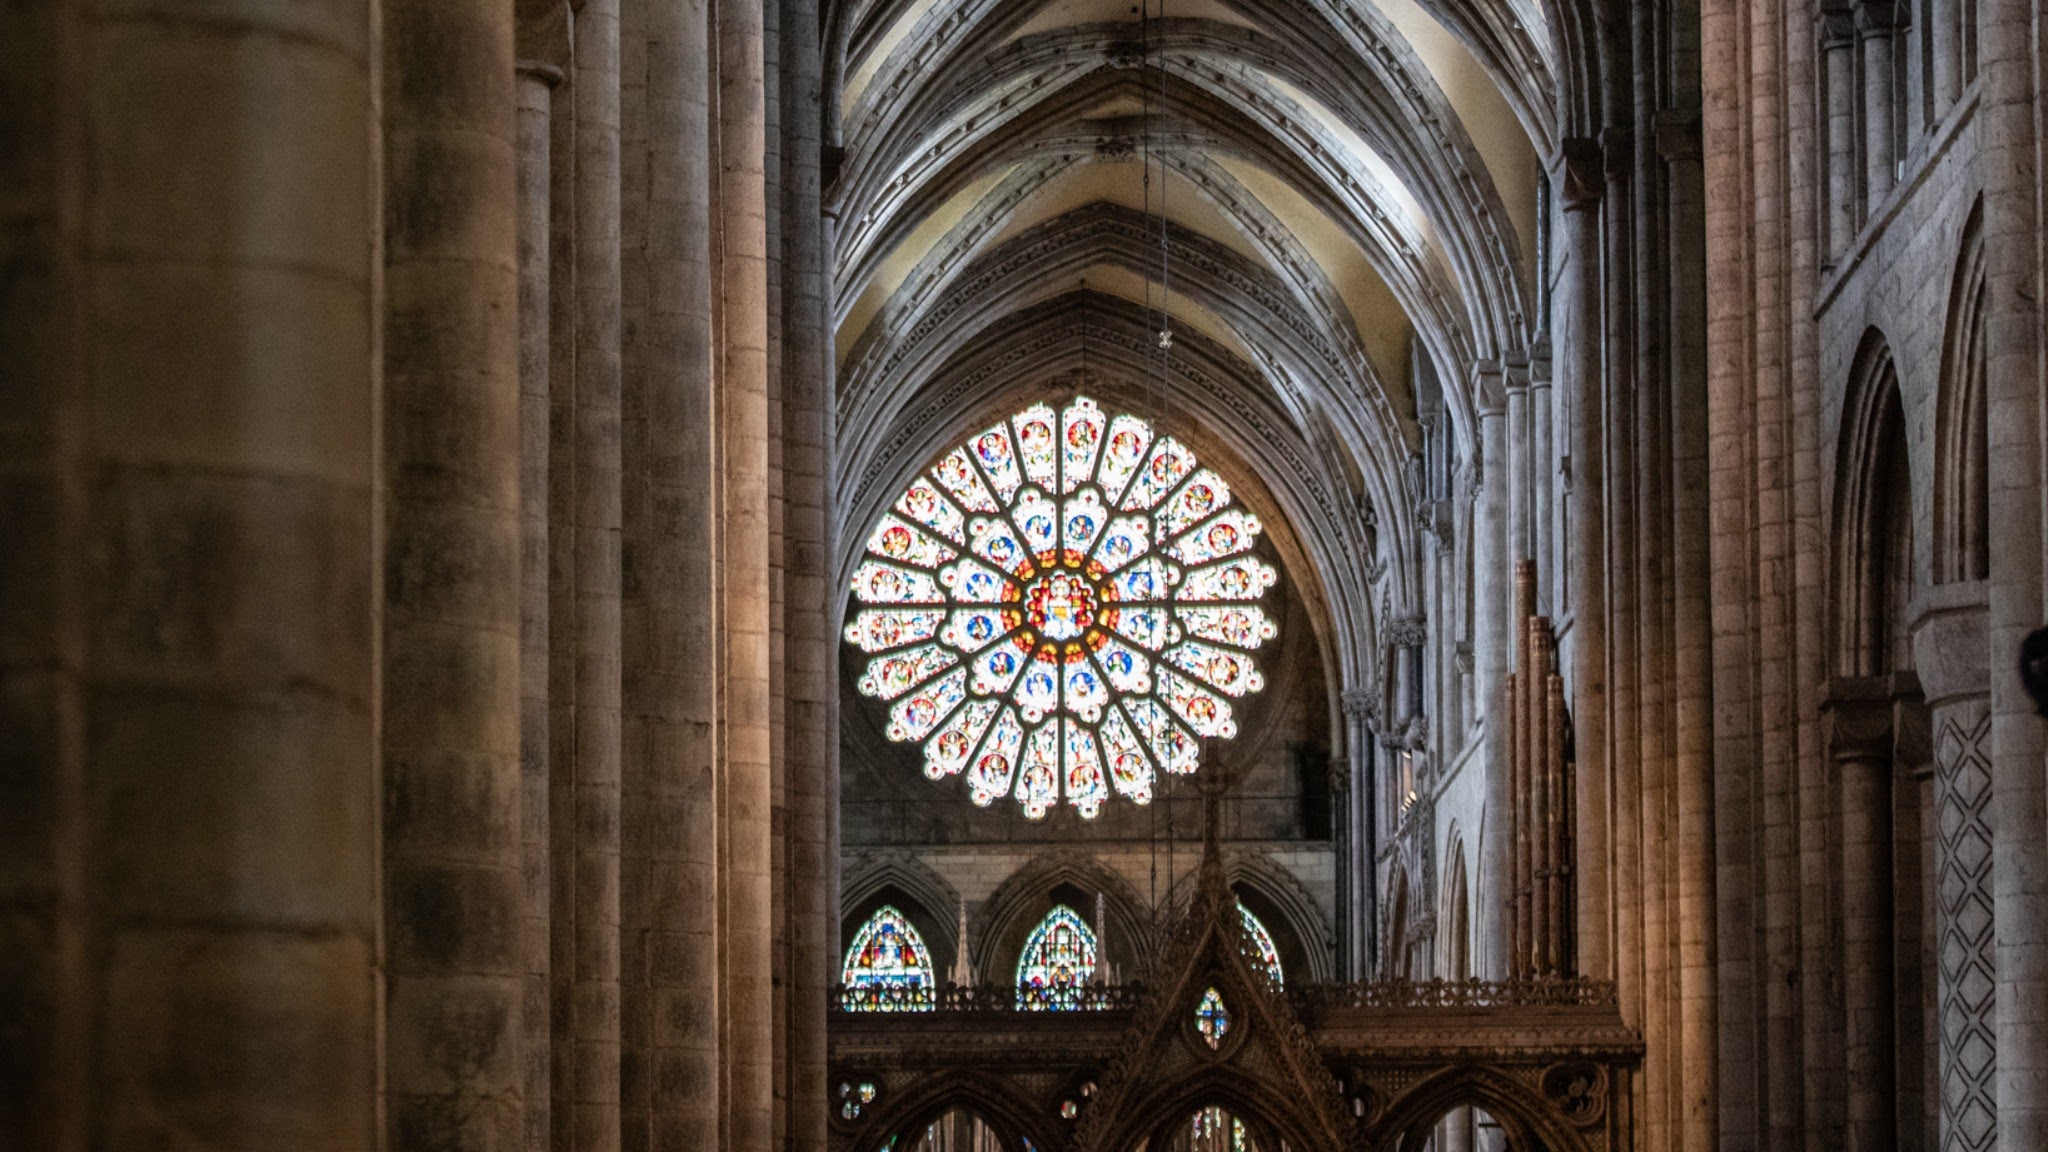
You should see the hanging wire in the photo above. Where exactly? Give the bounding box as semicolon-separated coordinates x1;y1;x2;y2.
1152;0;1177;916
1138;0;1160;926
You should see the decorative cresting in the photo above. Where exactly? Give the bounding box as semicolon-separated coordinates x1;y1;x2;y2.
845;395;1279;818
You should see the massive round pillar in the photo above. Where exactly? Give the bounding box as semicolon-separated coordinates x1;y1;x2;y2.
380;0;526;1146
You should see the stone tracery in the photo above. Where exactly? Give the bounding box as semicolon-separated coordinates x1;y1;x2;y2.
848;396;1280;817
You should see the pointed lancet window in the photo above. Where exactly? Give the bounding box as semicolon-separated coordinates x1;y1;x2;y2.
1016;904;1099;1009
1237;902;1283;987
841;905;935;1011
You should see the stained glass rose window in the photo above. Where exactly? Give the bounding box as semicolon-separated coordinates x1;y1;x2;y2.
846;397;1278;818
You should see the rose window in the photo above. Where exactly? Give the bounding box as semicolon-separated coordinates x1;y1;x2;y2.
846;396;1279;819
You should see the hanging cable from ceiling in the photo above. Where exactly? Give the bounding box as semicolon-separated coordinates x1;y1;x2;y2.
1150;0;1181;923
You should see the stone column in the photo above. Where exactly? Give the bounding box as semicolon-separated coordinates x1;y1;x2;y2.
1474;382;1510;978
719;0;777;1146
545;12;582;1145
1;2;86;1144
1528;368;1554;611
622;0;722;1143
1340;690;1378;979
1857;2;1899;212
570;0;623;1147
615;0;648;1137
1930;3;1962;112
1557;138;1609;983
1821;8;1859;258
1981;0;2048;1142
5;2;384;1147
1660;108;1717;1152
1503;365;1530;570
1600;127;1642;1041
515;52;562;1152
381;0;524;1147
780;0;835;1142
1829;690;1898;1152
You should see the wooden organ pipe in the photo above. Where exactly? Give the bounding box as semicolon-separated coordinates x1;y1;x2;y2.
1505;561;1576;976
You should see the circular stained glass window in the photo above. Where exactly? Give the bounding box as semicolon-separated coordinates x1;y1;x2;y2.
845;396;1279;818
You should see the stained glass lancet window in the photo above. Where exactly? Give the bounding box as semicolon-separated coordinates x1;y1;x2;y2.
1237;902;1283;986
841;905;935;1011
1016;904;1098;1009
845;396;1279;819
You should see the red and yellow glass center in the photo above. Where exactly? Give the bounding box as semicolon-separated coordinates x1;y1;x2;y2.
1025;570;1097;642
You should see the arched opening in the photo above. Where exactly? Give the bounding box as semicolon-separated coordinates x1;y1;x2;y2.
899;1108;1015;1152
1413;1106;1513;1152
1829;334;1938;1150
1234;901;1284;986
842;904;938;1010
1015;903;1099;1009
1936;202;1989;585
1163;1105;1270;1152
1372;1066;1599;1152
1439;837;1471;981
1383;862;1414;980
842;881;956;983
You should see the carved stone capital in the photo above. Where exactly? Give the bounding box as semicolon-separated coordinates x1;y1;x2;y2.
1654;111;1701;162
1385;617;1429;649
1821;677;1898;762
1559;137;1604;211
1819;7;1858;50
1598;127;1634;180
1854;0;1907;34
1341;688;1380;721
1095;135;1137;163
1909;590;1989;707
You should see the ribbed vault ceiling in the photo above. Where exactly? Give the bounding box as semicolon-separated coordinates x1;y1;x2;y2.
827;0;1555;682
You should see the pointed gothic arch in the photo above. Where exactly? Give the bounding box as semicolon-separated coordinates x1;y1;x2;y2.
1382;859;1414;980
1016;904;1101;1010
1365;1063;1602;1152
843;852;963;979
1439;834;1472;979
842;905;939;1009
1234;903;1284;986
853;1074;1055;1152
974;851;1154;981
1936;200;1989;585
1824;325;1939;1149
1832;330;1914;678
